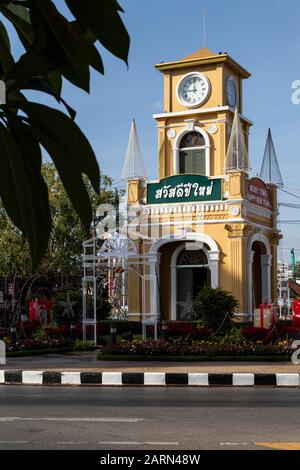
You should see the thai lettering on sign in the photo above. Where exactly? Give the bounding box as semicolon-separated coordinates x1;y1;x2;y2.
155;181;214;201
147;174;222;205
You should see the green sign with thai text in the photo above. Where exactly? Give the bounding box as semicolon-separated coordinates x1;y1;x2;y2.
147;174;222;205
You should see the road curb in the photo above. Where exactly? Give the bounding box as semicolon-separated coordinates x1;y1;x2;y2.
0;370;300;387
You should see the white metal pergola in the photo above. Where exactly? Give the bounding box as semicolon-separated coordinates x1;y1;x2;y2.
82;233;158;344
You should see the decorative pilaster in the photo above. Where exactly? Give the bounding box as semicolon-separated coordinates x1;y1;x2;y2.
225;224;249;315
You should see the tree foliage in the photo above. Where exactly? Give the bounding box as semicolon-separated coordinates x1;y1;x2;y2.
0;162;117;276
0;0;130;267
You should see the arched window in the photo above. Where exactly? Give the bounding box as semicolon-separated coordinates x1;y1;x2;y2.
176;248;210;320
177;249;208;266
179;131;206;175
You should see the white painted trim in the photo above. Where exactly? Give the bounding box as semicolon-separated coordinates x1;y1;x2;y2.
154;106;253;126
150;232;219;254
138;218;245;229
276;374;300;387
22;371;43;385
102;372;122;385
154;106;231;119
176;71;211;109
144;373;166;386
233;374;254;386
173;126;211;175
61;372;81;385
157;118;227;128
248;233;271;316
188;373;209;386
249;233;271;256
163;236;219;321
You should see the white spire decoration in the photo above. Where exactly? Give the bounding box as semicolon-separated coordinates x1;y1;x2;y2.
225;108;249;173
259;129;283;187
121;119;148;180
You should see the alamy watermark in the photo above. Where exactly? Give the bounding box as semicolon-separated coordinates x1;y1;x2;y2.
95;199;206;251
291;340;300;365
291;81;300;104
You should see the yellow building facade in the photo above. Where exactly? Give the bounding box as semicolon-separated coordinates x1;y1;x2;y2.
126;48;281;323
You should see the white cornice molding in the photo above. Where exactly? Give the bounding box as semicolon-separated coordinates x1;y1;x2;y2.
153;106;253;126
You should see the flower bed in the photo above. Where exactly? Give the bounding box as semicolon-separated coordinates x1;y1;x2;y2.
7;338;71;353
99;338;293;358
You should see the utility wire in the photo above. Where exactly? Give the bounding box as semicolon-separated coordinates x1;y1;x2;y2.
279;187;300;201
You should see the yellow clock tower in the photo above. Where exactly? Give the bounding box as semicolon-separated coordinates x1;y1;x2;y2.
126;47;280;325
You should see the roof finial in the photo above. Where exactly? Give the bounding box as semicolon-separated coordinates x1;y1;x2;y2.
203;11;207;48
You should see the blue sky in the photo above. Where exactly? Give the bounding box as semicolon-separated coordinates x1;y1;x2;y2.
8;0;300;260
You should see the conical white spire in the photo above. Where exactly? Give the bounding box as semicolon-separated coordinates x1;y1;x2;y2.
259;129;283;187
225;108;249;173
121;119;147;180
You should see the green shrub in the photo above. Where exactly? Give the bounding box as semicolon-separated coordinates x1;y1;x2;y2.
72;339;94;351
194;287;238;334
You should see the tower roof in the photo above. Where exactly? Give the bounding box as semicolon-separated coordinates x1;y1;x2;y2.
181;47;218;61
155;48;251;79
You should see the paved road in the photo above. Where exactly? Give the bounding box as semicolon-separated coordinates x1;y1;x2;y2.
0;386;300;450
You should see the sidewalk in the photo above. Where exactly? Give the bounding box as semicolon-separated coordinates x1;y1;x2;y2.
2;351;300;373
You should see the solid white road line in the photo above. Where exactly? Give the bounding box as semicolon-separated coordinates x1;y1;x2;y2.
220;442;249;446
97;441;179;446
145;442;179;446
0;417;146;423
0;441;28;444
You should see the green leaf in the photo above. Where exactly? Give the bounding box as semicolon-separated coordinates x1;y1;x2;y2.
34;0;90;92
20;102;100;192
0;20;14;74
46;70;62;96
65;0;130;64
22;122;93;232
6;25;49;87
0;123;51;267
0;3;34;48
19;78;76;119
0;18;10;49
89;44;104;74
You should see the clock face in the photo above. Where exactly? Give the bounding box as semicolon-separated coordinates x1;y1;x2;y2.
226;77;237;107
177;73;210;107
